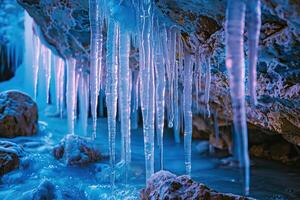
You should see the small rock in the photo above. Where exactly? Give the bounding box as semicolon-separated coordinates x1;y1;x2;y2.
0;91;38;138
0;140;24;175
53;134;102;166
140;170;254;200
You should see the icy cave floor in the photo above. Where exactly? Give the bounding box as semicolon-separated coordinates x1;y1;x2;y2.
0;109;299;199
0;67;300;200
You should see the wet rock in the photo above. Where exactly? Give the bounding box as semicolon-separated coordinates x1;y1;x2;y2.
0;91;38;138
140;170;254;200
32;180;87;200
0;141;24;175
53;134;102;166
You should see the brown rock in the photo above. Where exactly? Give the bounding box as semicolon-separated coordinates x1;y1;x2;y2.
0;91;38;138
140;170;254;200
0;141;24;175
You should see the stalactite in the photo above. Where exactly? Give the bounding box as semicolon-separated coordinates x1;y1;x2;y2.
225;0;250;195
183;52;193;176
247;0;261;106
54;56;65;117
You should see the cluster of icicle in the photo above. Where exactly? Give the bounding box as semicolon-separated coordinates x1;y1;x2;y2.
25;0;261;195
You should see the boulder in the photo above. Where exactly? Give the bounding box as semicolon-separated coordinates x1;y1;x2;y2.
140;170;254;200
53;134;102;166
0;91;38;138
0;140;24;175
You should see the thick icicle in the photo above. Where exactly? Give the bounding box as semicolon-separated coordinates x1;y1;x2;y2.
119;27;131;179
139;0;155;181
41;45;51;104
183;52;193;176
54;57;65;116
247;0;261;105
32;34;41;100
204;58;211;117
66;58;76;135
105;18;119;188
131;70;139;130
89;0;101;139
154;22;165;170
78;72;89;136
225;0;250;195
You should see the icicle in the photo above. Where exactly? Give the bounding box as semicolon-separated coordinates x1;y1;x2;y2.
225;0;250;195
54;56;65;115
247;0;261;106
139;0;155;181
78;72;89;136
32;34;41;100
213;111;219;146
204;58;211;117
41;45;51;104
131;70;139;130
66;58;76;135
167;28;176;128
119;26;131;180
183;52;193;176
195;50;201;112
105;18;119;188
154;21;165;170
89;0;101;139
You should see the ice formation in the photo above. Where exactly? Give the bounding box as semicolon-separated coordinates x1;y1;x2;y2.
22;0;262;195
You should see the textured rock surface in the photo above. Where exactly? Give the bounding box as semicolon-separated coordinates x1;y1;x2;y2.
53;134;102;166
0;91;38;138
0;141;24;175
17;0;300;147
140;170;254;200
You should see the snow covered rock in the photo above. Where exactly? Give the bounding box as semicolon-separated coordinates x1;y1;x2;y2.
0;141;24;175
53;134;102;166
140;170;254;200
0;91;38;138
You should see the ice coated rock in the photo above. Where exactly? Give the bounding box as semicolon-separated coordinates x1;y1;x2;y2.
53;134;102;166
0;91;38;138
140;170;254;200
0;141;24;175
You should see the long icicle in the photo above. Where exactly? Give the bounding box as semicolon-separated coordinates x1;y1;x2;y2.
32;34;41;100
225;0;250;195
106;18;119;189
78;72;89;136
89;0;100;139
66;58;76;135
154;21;166;170
119;26;131;182
41;45;51;104
140;0;155;181
247;0;261;106
204;58;211;117
183;52;193;176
